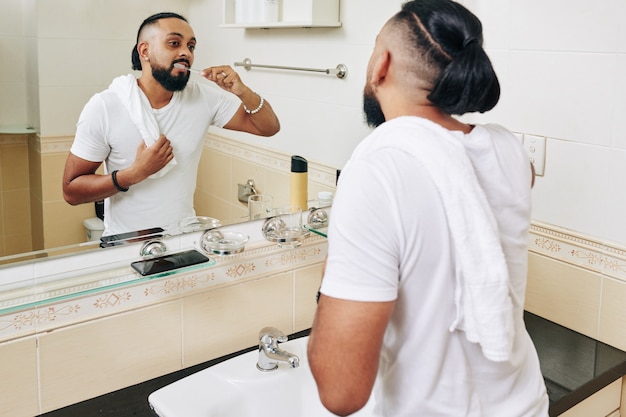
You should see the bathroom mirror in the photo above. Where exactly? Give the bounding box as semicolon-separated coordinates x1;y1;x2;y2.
0;0;347;270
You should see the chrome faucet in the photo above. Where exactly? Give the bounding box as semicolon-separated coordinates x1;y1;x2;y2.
256;327;300;371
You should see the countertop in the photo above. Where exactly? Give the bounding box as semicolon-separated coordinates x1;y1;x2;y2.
39;313;626;417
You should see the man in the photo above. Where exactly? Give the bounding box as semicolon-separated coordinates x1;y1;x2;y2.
307;1;549;416
62;12;279;236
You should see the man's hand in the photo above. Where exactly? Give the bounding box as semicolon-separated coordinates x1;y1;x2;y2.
128;134;175;182
201;65;246;96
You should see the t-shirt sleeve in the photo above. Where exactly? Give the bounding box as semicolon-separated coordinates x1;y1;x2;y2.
70;94;112;163
320;150;402;302
203;84;241;128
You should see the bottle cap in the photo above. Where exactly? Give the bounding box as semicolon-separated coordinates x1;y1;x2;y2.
291;155;308;173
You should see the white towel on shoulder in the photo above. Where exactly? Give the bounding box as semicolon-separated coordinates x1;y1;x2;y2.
109;74;176;178
391;117;514;362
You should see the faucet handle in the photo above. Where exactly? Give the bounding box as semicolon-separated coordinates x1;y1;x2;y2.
259;327;288;345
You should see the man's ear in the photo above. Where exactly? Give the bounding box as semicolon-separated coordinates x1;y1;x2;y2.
137;41;150;62
369;50;391;88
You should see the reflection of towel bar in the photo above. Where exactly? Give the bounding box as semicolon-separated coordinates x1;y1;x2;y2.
234;58;347;79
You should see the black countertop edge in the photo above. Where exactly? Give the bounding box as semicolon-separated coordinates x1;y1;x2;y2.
38;318;626;417
523;311;626;417
549;366;626;417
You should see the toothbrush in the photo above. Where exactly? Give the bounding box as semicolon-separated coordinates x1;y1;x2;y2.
174;63;201;73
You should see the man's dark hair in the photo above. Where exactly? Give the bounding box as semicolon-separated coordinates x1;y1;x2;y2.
131;12;188;71
397;0;500;115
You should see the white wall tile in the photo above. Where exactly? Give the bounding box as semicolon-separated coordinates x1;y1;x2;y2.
38;85;101;137
531;139;610;239
509;0;621;53
611;54;626;149
506;51;614;146
463;0;512;50
0;0;24;37
602;148;626;246
37;39;102;87
0;84;28;127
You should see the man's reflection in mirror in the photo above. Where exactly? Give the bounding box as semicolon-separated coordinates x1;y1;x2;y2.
62;12;280;238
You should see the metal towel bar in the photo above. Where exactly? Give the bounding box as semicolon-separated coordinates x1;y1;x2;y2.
234;58;347;79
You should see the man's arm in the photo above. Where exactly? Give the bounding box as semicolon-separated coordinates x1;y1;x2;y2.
62;135;174;205
307;295;395;416
201;65;280;137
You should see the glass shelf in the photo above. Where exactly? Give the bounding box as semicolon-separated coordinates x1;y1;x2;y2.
0;257;216;315
305;225;328;238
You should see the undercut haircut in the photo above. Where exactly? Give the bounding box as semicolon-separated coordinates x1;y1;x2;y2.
131;12;189;71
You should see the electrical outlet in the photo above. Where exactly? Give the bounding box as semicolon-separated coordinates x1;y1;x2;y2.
523;134;546;176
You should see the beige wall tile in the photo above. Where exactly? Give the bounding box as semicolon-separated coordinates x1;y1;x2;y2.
1;143;29;191
266;169;290;208
526;253;601;339
617;376;626;410
28;141;42;198
196;146;211;195
196;190;232;224
0;336;39;417
30;189;44;250
202;149;231;201
232;157;267;198
294;264;323;331
2;189;31;236
182;272;293;367
4;230;33;255
599;278;626;351
40;152;67;202
39;301;182;413
43;199;94;247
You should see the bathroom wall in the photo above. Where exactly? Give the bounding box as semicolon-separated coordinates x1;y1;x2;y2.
0;232;327;416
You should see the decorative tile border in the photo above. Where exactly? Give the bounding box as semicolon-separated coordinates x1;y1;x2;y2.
529;221;626;282
205;133;338;188
31;135;73;154
0;235;327;342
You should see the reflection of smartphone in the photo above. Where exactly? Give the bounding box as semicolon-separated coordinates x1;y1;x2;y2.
100;227;165;248
130;249;211;276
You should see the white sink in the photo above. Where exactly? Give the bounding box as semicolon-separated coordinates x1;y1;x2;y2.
148;335;375;417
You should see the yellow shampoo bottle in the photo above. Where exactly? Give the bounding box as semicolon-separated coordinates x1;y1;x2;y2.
290;155;308;211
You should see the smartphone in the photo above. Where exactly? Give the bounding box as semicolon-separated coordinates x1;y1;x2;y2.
130;249;211;276
100;227;165;248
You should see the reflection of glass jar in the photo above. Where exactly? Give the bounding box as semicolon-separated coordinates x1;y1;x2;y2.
318;191;333;207
260;0;279;23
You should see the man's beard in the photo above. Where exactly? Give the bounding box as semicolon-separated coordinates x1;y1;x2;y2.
152;63;190;92
363;86;386;128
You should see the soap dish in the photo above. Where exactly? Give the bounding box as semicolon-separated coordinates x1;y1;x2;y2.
200;230;249;255
262;217;310;248
179;216;221;233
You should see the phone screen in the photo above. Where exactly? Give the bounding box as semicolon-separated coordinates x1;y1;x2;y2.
100;227;165;247
130;249;211;276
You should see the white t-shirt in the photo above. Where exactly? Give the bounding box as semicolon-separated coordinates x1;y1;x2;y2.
321;117;549;416
71;76;240;236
